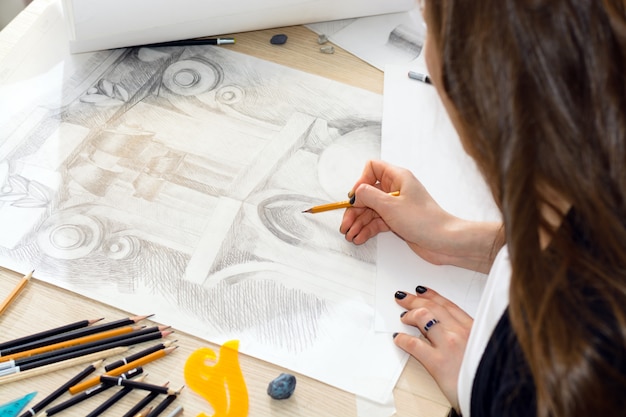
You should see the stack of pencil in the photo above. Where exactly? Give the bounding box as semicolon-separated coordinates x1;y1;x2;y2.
0;272;184;416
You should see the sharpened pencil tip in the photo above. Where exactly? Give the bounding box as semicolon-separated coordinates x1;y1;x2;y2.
132;314;154;322
302;209;312;213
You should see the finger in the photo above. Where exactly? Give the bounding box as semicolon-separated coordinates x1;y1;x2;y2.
392;332;438;366
342;209;388;244
396;287;473;328
400;307;445;341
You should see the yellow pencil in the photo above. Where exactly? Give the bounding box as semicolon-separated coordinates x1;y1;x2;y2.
302;191;400;214
69;346;177;394
0;270;33;316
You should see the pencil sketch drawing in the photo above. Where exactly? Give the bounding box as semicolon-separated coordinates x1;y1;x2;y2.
0;45;401;400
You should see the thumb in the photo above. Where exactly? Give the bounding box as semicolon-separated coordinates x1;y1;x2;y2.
353;184;393;214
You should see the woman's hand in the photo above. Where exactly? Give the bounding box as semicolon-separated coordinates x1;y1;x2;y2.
340;160;503;273
393;285;472;413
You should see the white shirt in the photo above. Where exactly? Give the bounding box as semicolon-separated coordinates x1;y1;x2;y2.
457;246;512;416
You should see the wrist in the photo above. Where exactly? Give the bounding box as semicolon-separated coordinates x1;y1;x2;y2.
442;218;504;273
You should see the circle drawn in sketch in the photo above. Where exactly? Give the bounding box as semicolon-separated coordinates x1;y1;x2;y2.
103;234;140;260
162;58;223;96
216;85;245;105
37;213;103;259
317;126;381;198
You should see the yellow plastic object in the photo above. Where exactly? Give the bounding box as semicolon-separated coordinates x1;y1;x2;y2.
184;340;249;417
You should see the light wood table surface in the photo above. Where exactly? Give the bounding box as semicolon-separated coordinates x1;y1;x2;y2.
0;1;450;416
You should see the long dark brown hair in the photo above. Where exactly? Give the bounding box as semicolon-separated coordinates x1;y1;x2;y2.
426;0;626;415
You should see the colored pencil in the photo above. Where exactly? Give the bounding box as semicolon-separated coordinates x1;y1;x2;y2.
302;191;400;213
41;367;144;417
18;359;103;417
1;314;153;356
104;340;176;372
0;346;127;385
85;375;147;417
0;318;104;352
69;346;177;394
0;270;33;315
122;383;168;417
100;375;179;395
2;327;171;370
145;387;184;417
0;325;141;362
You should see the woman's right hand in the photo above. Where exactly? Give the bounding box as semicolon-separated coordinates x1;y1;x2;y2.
340;160;503;273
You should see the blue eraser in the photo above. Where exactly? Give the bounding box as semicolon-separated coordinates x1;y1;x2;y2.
267;373;296;399
270;34;288;45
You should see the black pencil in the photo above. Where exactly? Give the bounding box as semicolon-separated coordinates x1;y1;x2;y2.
100;375;179;395
121;382;168;417
104;340;174;372
144;37;236;47
0;314;154;356
2;326;171;370
145;387;184;417
18;359;103;417
41;367;144;417
85;375;147;417
0;318;104;352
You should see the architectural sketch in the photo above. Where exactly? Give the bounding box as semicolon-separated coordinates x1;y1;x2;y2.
0;45;403;401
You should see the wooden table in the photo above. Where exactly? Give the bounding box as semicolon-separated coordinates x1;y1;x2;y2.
0;2;450;416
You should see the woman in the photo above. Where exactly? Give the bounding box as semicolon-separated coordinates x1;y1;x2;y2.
340;1;626;416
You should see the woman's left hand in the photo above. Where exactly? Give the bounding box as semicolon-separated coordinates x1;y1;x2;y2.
393;286;473;412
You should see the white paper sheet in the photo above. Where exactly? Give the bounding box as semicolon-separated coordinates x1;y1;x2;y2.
0;0;408;405
61;0;414;53
307;7;425;71
376;60;501;334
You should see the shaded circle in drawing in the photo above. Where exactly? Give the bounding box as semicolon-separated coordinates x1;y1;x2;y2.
257;194;318;244
162;57;223;96
317;125;381;198
216;85;244;105
103;234;140;260
37;213;103;259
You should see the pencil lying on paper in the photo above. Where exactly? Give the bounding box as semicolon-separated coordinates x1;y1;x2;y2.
302;191;400;213
408;70;432;85
0;270;33;316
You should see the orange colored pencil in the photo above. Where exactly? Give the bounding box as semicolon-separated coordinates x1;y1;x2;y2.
69;346;177;394
302;191;400;213
0;270;33;316
0;325;141;362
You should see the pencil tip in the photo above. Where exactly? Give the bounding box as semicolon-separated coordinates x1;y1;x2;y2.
302;209;311;213
132;314;154;322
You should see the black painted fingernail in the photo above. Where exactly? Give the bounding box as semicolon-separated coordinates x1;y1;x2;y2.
392;332;398;339
416;285;427;294
395;291;407;299
349;195;356;205
400;311;407;318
